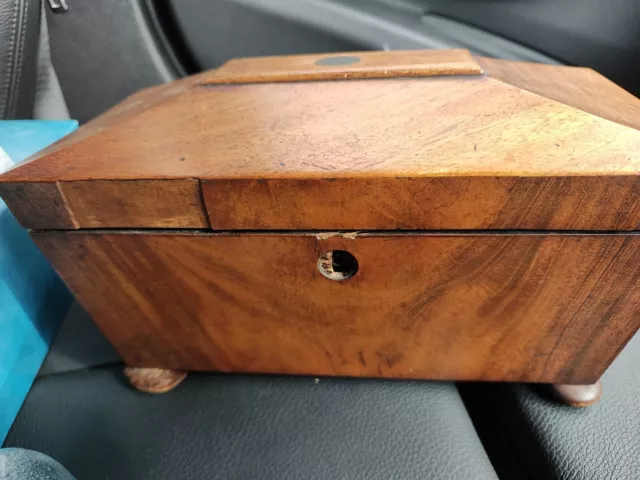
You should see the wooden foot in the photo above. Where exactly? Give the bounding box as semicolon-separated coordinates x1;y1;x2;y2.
124;367;187;394
551;380;603;407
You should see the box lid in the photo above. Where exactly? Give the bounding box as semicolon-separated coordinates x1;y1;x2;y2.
0;50;639;231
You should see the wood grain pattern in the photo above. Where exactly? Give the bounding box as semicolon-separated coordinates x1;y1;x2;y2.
2;75;639;183
0;80;193;178
476;56;640;131
0;66;216;181
32;231;640;384
60;179;209;228
0;182;77;229
1;50;639;231
203;176;640;231
202;49;482;84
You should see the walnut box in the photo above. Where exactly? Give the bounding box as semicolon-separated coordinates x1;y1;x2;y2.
1;50;638;388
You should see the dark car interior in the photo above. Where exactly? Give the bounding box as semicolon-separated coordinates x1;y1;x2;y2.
2;1;640;478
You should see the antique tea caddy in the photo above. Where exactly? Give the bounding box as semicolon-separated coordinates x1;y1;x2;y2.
1;50;638;406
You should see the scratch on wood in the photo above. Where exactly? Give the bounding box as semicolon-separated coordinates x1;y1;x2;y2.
358;350;366;367
315;231;359;240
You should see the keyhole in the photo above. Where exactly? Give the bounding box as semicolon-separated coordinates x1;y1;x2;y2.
317;250;358;281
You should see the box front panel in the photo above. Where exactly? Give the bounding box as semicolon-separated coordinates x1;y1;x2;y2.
32;231;640;384
202;176;640;231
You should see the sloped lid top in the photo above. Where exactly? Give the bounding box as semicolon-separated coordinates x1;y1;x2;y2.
0;50;638;231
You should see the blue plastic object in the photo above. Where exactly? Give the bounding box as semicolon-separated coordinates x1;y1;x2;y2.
0;120;78;444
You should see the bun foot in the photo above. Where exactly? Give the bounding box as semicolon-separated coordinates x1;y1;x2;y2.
124;367;187;394
551;380;603;407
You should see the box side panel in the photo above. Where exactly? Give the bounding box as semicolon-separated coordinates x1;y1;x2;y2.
203;176;640;231
60;179;209;229
0;182;78;229
0;179;210;230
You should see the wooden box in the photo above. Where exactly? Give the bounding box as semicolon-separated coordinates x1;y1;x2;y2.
1;50;638;402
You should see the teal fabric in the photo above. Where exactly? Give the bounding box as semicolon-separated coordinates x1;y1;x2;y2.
0;121;78;444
